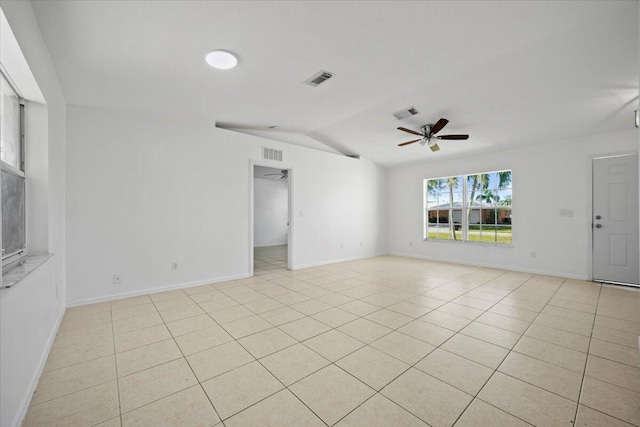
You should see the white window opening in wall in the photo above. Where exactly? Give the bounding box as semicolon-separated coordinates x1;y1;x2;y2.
424;170;512;245
1;69;26;272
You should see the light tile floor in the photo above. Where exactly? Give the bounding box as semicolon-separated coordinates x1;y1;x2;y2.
24;256;640;426
254;245;287;274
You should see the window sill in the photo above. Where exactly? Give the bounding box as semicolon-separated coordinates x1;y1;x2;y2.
2;253;53;289
423;238;514;248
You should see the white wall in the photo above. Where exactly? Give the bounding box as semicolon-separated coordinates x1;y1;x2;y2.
65;105;387;304
254;177;288;247
0;259;62;427
25;102;49;252
0;2;67;427
387;129;638;279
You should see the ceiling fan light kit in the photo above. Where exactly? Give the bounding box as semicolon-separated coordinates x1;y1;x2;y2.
396;118;469;152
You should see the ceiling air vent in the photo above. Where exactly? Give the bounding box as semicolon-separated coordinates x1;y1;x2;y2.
262;147;283;162
393;106;419;120
304;70;334;87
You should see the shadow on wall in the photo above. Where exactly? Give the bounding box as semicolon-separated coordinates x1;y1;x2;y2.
254;176;289;248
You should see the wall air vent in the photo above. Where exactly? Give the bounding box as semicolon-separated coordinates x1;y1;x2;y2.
304;70;334;87
262;147;283;162
393;106;420;120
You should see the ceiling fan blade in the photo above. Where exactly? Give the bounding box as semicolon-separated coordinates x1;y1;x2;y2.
430;118;449;135
438;134;469;140
398;139;421;147
397;127;424;137
430;143;440;152
264;173;281;176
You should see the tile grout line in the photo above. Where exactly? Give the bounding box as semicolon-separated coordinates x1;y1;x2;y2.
232;343;331;427
572;283;603;424
47;286;532;421
48;285;550;370
388;272;545;426
45;260;638;426
294;267;521;425
130;291;220;419
469;277;588;425
117;292;225;425
578;405;640;427
252;260;636;424
108;300;123;426
186;264;512;425
57;277;592;379
222;299;416;426
28;311;120;419
158;295;227;426
184;290;332;427
181;263;504;425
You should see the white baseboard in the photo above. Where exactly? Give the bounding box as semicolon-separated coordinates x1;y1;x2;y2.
68;252;389;306
254;243;288;248
292;252;388;270
67;273;252;307
12;305;65;427
388;252;589;281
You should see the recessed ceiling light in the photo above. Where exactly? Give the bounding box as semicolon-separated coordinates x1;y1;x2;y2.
205;50;238;69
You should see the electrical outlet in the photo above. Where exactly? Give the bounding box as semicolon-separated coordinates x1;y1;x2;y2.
340;244;344;249
171;262;178;270
409;242;413;247
360;242;363;247
531;252;537;259
112;274;122;284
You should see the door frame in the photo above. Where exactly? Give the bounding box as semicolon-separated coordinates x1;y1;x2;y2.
590;152;639;285
249;160;294;276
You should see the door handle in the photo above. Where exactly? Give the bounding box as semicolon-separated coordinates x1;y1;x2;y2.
595;224;602;228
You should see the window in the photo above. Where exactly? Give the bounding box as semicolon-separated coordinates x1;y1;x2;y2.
424;170;512;245
1;70;26;272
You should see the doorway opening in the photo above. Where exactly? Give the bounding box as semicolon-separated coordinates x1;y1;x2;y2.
592;154;639;287
251;164;291;275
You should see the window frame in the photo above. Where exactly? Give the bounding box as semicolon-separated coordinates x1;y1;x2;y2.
1;68;27;273
423;170;512;246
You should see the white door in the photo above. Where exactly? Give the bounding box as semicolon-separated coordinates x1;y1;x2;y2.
592;154;639;286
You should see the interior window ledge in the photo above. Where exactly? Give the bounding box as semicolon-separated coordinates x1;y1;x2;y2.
2;253;53;290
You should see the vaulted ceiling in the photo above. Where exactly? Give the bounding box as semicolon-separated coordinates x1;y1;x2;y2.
31;1;638;167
